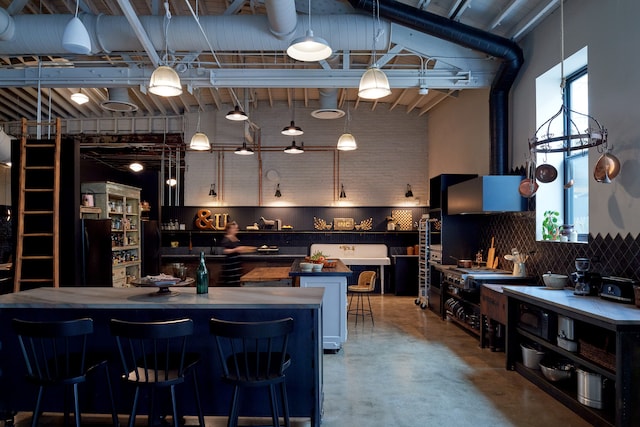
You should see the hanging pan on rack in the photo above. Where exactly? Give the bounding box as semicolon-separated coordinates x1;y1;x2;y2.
519;160;539;198
535;150;558;183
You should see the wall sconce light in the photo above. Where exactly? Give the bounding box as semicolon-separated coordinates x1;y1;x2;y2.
339;184;346;199
405;184;413;198
275;183;282;198
209;183;217;197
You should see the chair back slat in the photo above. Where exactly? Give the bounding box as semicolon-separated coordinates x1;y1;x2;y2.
210;317;294;384
13;318;93;383
110;318;194;385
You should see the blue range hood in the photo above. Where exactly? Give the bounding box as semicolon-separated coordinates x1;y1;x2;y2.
447;175;525;215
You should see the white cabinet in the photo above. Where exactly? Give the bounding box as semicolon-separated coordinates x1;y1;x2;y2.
298;275;348;351
81;181;141;287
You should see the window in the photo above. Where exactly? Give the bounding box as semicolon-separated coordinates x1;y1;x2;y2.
564;68;589;237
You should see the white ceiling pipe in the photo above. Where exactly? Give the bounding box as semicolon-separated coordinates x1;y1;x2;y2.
0;8;14;41
0;12;387;56
265;0;297;39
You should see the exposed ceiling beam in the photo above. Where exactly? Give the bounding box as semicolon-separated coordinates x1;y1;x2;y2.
115;0;162;68
510;0;558;41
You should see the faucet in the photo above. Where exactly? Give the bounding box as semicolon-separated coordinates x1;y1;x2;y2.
210;237;217;255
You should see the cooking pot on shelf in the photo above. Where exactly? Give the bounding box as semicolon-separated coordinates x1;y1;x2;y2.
450;256;473;268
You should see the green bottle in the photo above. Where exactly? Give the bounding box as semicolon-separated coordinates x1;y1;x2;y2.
196;251;209;294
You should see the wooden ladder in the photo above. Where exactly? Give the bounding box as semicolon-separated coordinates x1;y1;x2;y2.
13;118;61;292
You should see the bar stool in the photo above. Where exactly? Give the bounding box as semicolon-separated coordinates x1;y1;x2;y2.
110;318;205;427
12;318;118;427
210;317;294;427
348;271;377;325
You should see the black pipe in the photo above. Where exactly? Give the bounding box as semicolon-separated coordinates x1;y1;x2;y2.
348;0;524;175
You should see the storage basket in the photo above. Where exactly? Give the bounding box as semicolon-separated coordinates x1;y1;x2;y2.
578;339;615;371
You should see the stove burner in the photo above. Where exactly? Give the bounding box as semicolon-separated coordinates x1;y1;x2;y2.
444;267;515;290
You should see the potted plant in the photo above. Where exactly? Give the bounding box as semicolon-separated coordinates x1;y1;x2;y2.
542;210;560;240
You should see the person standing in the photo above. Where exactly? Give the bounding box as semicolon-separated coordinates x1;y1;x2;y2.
220;221;254;286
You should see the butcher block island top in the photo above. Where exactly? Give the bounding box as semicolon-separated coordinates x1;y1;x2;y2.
289;258;352;277
0;286;324;309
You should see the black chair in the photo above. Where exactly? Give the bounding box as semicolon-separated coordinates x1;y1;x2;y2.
12;318;118;427
210;317;294;427
109;318;205;427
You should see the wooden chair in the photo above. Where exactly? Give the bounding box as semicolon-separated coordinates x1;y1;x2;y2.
109;318;204;427
209;317;294;427
348;271;377;325
12;318;118;427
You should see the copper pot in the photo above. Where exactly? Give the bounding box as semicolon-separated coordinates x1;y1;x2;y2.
451;256;473;268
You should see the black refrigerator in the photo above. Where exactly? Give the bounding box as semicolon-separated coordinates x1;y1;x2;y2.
141;220;161;276
81;219;112;287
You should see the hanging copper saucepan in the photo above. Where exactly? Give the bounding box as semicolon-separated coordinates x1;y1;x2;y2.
519;160;539;198
594;152;621;183
535;163;558;183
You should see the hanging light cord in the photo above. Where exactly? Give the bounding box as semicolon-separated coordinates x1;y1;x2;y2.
74;0;80;18
162;2;172;67
559;0;565;94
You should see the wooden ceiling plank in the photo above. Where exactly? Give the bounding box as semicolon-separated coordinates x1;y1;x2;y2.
390;88;408;111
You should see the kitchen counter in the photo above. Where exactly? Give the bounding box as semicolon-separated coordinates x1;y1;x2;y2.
0;286;324;426
289;258;352;276
502;286;640;325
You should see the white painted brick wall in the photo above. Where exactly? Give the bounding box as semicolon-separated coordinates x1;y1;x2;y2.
185;104;428;206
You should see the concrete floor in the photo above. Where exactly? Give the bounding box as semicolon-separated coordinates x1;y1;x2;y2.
6;295;590;427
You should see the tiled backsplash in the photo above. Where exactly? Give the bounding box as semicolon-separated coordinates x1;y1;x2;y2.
481;212;640;282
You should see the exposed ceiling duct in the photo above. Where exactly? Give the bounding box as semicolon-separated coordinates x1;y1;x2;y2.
349;0;524;175
311;88;344;119
101;88;138;113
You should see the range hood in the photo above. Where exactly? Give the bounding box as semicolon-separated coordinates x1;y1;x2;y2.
447;175;525;215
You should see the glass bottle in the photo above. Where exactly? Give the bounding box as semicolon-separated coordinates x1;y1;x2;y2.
196;251;209;294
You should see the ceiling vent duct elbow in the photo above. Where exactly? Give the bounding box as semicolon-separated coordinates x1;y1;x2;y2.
101;87;138;112
311;88;344;119
447;175;525;215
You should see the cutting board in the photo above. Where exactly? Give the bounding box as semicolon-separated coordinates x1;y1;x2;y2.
486;237;496;268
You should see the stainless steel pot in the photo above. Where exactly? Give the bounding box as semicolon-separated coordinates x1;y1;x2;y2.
450;256;473;268
576;368;605;409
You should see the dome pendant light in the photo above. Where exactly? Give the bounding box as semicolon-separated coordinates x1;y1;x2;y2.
282;98;303;136
62;0;92;55
234;141;254;156
284;140;304;154
287;0;331;62
358;0;391;100
226;105;248;121
149;4;182;97
190;91;211;151
70;89;89;105
337;98;357;151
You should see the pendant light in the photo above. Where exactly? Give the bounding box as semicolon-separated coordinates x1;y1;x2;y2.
190;90;211;151
282;98;303;136
62;0;92;55
358;0;391;100
226;105;248;121
286;0;332;62
337;98;357;151
70;89;89;105
129;150;143;172
149;3;182;97
274;184;282;198
284;140;304;154
234;141;254;156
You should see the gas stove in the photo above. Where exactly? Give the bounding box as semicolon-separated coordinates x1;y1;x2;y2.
443;267;516;289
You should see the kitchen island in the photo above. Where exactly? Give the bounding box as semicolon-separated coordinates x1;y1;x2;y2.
290;259;353;351
0;286;324;426
503;286;640;426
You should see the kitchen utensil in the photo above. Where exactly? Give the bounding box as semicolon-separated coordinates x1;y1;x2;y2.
594;152;621;183
577;369;606;409
521;343;544;369
535;163;558;183
564;179;574;189
492;257;499;269
504;254;516;262
575;257;590;271
519;160;539;198
450;256;473;268
486;237;496;270
539;360;574;382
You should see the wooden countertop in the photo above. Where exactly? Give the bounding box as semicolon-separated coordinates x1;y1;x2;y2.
503;285;640;325
240;267;292;282
0;286;324;309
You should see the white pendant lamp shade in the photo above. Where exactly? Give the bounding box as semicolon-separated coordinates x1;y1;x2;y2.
337;133;357;151
190;132;210;151
62;16;92;55
129;161;144;172
70;91;89;105
149;65;182;97
287;30;332;62
226;105;248;121
358;65;391;99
